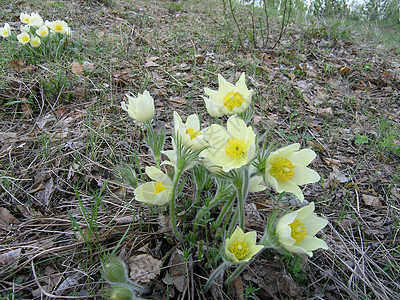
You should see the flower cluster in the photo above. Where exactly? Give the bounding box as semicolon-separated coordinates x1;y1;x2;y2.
0;12;71;55
119;73;329;293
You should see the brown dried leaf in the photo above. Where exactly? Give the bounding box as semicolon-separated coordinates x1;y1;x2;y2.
71;61;83;74
21;102;33;118
0;248;21;271
9;59;24;72
162;250;186;293
144;60;159;68
82;61;95;72
362;194;383;207
169;97;186;104
129;254;162;284
0;207;18;225
340;65;352;75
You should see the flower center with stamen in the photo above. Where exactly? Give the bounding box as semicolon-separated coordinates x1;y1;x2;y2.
225;138;246;159
269;157;295;181
22;36;29;42
54;24;64;32
230;240;249;260
153;181;166;195
186;128;201;140
289;219;307;242
223;91;244;111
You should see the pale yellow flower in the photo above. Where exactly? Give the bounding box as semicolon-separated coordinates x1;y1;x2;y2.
17;32;30;44
224;227;263;264
173;111;207;151
200;115;256;172
134;166;173;205
276;202;328;257
65;26;72;36
0;23;11;38
265;143;320;202
36;25;49;38
30;36;41;47
20;25;31;33
30;12;44;28
20;13;31;24
203;73;254;116
48;20;68;34
121;91;155;123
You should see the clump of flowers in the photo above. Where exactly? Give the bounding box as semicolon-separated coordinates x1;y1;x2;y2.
112;73;329;296
0;12;72;61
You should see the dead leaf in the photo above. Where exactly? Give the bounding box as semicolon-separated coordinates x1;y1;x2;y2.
34;177;55;207
0;208;18;231
8;59;24;72
21;102;33;118
0;248;21;271
329;166;349;183
162;250;187;293
233;276;244;300
82;61;94;72
129;254;162;284
169;97;186;104
71;61;83;74
144;60;159;68
362;194;382;207
340;65;352;75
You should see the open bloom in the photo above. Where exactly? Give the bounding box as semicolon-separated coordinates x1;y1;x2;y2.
224;227;264;264
30;36;41;47
20;13;31;24
134;166;173;205
265;143;320;202
30;12;44;28
36;25;49;37
46;20;68;34
173;112;207;151
276;202;328;257
203;73;254;117
121;91;155;123
20;25;31;33
200;115;256;172
0;23;11;38
17;32;30;44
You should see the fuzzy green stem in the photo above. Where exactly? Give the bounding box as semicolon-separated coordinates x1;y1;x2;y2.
233;167;250;230
169;167;184;243
213;194;235;231
203;262;228;294
126;279;151;294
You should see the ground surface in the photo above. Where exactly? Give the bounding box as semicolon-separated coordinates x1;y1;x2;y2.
0;0;400;299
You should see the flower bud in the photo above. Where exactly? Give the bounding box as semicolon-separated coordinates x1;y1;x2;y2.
102;255;128;284
110;286;136;300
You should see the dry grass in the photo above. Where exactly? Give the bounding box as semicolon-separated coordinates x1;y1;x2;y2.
0;0;400;299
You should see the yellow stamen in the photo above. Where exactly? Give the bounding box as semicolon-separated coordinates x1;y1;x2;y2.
269;157;295;181
22;36;29;42
223;91;244;111
225;138;246;159
153;181;166;195
230;240;249;260
55;25;64;32
186;128;201;140
289;219;307;242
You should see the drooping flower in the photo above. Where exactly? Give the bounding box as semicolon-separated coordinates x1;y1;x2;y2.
200;115;256;172
224;227;264;264
109;286;135;300
36;25;49;38
20;13;31;24
265;143;320;202
30;36;41;47
17;32;30;44
30;12;44;28
275;202;328;257
173;112;207;151
134;166;173;205
121;91;155;123
203;73;254;117
0;23;11;38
